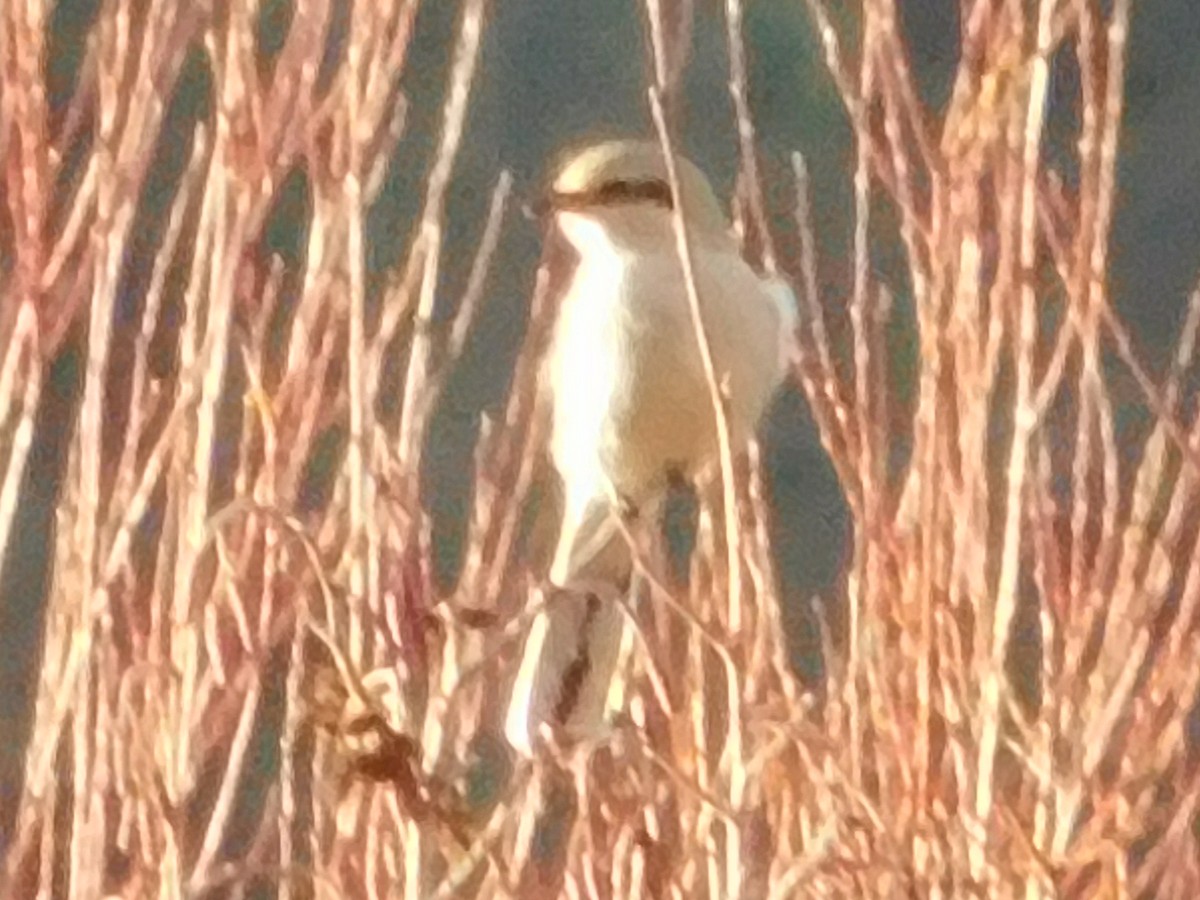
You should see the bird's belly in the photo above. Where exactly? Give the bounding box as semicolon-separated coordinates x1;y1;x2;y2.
547;261;717;504
599;333;715;492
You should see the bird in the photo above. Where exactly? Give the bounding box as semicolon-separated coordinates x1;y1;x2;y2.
503;138;797;757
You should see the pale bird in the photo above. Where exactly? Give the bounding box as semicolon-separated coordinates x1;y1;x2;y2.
504;139;798;757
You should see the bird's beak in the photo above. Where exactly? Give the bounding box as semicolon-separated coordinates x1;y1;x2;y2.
521;191;553;226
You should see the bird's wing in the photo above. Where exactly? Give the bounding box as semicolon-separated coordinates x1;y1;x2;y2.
762;275;800;372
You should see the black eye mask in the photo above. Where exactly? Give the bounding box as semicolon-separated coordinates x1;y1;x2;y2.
530;177;675;220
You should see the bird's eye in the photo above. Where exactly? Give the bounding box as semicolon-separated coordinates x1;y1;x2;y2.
594;178;674;209
539;178;675;215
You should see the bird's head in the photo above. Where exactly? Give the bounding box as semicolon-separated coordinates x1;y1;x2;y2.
532;139;731;255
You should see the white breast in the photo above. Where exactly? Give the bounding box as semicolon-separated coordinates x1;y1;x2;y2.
544;211;792;514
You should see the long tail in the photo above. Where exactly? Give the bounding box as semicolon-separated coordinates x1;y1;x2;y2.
505;490;631;756
504;587;626;756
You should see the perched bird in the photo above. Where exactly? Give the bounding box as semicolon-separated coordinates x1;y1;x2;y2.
504;139;797;757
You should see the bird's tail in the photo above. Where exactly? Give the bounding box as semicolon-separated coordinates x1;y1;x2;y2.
504;587;627;756
505;489;631;757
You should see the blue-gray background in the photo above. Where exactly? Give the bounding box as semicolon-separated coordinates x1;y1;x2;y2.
3;0;1198;839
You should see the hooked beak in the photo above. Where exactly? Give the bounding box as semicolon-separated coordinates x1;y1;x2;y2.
521;190;554;226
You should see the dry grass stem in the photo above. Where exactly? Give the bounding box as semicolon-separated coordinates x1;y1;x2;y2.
2;0;1198;897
